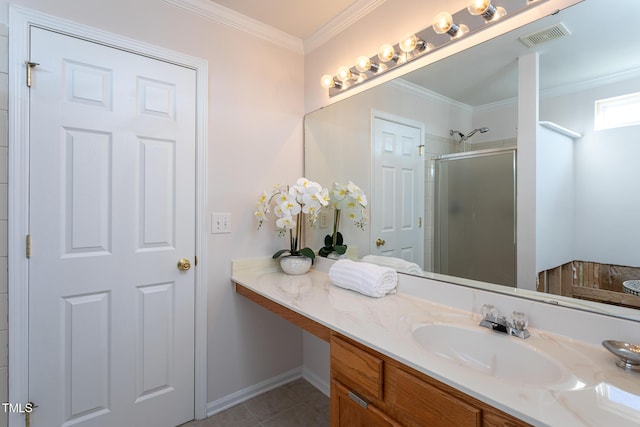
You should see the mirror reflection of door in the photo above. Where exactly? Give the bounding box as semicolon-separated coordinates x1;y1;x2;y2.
371;114;424;268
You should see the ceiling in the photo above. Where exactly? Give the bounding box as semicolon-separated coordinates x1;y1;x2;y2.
209;0;357;39
206;1;640;108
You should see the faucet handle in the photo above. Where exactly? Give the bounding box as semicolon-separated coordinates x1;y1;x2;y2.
481;304;499;319
510;311;528;331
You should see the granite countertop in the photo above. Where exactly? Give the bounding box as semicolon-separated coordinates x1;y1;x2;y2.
232;260;640;427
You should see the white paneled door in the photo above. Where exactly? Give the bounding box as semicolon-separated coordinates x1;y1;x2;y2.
372;117;424;268
28;28;196;426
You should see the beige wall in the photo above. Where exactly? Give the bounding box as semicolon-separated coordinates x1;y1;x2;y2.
0;0;305;417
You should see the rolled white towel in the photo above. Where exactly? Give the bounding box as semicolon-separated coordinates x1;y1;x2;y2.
329;259;398;298
361;255;424;276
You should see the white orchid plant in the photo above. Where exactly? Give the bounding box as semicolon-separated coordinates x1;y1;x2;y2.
318;181;368;258
255;177;329;260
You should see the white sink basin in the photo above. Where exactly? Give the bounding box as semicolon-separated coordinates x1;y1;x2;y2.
412;324;565;386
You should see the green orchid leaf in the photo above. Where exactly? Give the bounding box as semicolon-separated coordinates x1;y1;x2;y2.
318;247;332;257
336;232;344;245
335;245;347;255
300;247;316;259
272;249;290;259
324;234;333;246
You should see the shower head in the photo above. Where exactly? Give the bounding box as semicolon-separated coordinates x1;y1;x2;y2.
459;127;489;143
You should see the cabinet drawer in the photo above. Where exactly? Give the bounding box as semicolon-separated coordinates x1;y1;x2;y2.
387;365;481;427
331;335;384;401
331;380;401;427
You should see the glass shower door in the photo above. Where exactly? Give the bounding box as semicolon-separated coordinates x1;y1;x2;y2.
434;149;516;287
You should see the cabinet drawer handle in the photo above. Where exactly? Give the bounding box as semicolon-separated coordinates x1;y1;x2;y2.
348;390;369;409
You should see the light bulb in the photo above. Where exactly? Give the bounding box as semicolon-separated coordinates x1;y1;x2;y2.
467;0;491;15
355;56;379;73
336;66;353;82
467;0;506;21
399;34;418;53
377;44;397;63
433;11;468;37
432;12;454;34
355;56;371;72
320;74;337;89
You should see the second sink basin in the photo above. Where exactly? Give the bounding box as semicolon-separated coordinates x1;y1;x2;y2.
412;323;565;386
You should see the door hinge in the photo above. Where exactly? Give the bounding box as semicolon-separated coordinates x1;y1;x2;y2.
417;144;424;157
25;61;39;88
26;235;31;258
419;217;422;228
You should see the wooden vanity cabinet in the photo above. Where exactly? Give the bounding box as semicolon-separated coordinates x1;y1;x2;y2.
234;283;530;427
330;333;530;427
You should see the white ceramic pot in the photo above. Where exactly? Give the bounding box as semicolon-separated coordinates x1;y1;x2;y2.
279;255;312;275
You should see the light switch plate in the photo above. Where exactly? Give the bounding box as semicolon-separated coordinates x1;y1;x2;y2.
319;211;330;229
211;212;231;234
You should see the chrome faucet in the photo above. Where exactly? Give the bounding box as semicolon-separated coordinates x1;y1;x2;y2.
479;304;530;339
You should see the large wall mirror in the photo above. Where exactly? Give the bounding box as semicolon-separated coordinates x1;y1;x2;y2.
304;0;640;321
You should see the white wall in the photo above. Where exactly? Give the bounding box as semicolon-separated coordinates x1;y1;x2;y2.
536;126;575;272
540;77;640;267
1;0;305;416
471;100;518;144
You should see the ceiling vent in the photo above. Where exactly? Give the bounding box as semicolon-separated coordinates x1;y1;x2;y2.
519;23;571;47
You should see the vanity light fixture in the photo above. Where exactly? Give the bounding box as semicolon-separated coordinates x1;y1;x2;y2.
432;11;469;38
467;0;507;21
320;0;550;97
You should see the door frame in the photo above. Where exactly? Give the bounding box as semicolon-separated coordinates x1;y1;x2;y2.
7;5;209;425
369;109;425;262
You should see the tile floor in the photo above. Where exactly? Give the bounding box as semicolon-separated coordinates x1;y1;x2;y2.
180;378;330;427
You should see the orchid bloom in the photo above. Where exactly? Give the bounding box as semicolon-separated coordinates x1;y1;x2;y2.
329;181;368;229
255;178;330;253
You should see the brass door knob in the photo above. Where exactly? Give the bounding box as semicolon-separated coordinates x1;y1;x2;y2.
376;238;386;247
177;258;191;271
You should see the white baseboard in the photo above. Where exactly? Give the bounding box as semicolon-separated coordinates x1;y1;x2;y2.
206;367;303;417
303;367;330;397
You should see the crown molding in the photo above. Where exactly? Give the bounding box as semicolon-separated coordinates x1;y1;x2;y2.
540;67;640;100
162;0;304;54
474;96;518;112
162;0;385;55
390;79;474;113
304;0;387;53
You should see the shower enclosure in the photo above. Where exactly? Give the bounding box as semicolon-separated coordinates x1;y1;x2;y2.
433;148;516;287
